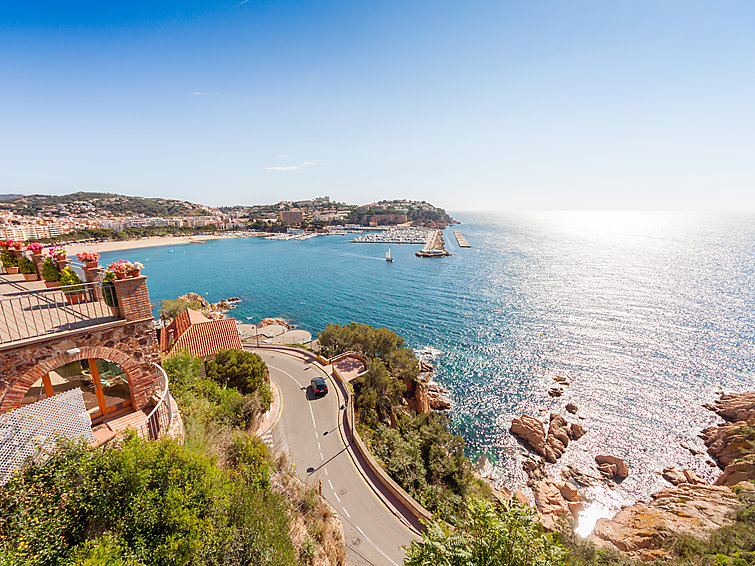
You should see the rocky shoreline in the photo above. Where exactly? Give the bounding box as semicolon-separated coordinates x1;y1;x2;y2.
507;385;755;561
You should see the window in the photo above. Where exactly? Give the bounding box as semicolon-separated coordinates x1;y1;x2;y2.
20;359;131;420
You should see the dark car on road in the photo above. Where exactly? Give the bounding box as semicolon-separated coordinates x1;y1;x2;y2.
310;377;328;396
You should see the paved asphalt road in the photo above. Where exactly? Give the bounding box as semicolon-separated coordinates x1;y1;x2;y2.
255;349;416;566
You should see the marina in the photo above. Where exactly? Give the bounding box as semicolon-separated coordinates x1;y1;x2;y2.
453;230;471;248
351;226;432;244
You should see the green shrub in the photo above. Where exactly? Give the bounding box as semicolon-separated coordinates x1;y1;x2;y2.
206;349;268;396
41;257;61;282
227;432;270;488
17;255;36;274
59;267;84;295
0;249;18;267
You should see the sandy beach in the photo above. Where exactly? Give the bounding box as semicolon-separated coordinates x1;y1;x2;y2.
63;234;243;254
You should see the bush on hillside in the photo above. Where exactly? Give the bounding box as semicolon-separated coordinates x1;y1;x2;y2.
404;496;565;566
206;348;268;397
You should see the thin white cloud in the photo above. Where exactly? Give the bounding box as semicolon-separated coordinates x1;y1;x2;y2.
235;0;250;6
264;160;320;172
275;154;290;159
182;91;206;96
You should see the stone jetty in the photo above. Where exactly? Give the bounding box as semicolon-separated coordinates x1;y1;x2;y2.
453;230;470;247
415;229;451;257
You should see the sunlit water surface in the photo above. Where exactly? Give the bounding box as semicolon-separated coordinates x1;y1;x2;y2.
100;212;755;529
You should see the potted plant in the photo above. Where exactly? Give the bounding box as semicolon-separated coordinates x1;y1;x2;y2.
60;267;86;305
103;270;119;317
27;242;44;255
18;255;38;281
128;262;144;277
77;251;100;269
108;260;133;280
41;257;62;288
49;247;67;261
1;248;19;274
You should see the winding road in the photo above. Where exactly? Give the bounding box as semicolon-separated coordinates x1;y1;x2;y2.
253;348;416;566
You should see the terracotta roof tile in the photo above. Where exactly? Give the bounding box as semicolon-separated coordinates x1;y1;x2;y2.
171;318;242;358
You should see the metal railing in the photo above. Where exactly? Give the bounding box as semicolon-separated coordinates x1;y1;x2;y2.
136;363;174;440
0;280;120;345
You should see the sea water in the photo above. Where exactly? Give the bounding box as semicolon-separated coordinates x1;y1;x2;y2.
99;211;755;526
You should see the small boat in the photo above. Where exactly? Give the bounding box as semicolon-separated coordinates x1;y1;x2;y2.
386;248;393;262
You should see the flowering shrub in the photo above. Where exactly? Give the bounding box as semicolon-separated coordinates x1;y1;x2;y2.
3;240;22;250
76;251;100;263
26;242;44;254
133;261;144;271
48;247;67;259
108;259;134;274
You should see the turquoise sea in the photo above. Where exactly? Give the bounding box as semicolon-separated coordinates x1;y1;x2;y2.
100;211;755;524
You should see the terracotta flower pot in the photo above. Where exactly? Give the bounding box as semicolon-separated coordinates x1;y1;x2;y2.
65;292;86;305
84;261;98;269
127;269;140;277
23;273;38;281
5;267;19;274
115;271;126;280
44;281;61;288
54;254;67;261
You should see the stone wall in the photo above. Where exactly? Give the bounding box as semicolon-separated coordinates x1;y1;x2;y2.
0;319;160;413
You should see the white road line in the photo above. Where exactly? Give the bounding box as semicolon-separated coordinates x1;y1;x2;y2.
324;468;328;475
328;479;334;489
315;431;318;439
320;452;324;461
268;363;318;430
342;507;351;518
333;491;341;502
318;442;321;451
356;527;399;566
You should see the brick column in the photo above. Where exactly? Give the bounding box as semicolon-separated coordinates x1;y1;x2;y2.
31;254;45;276
83;266;105;301
113;276;153;321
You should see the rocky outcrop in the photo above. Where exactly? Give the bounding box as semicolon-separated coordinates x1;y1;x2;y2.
426;383;451;410
258;317;292;329
548;387;563;398
544;414;571;463
661;466;705;486
532;479;582;530
565;402;578;414
511;414;547;456
704;391;755;422
589;483;746;561
700;391;755;486
595;455;629;481
511;413;585;463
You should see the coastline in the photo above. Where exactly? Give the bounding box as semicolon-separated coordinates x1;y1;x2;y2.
63;234;242;254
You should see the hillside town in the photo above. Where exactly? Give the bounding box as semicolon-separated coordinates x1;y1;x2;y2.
0;193;454;240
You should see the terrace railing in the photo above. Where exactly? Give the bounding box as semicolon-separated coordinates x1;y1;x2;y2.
0;280;121;345
136;363;174;440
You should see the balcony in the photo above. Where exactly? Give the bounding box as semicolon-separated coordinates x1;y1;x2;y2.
0;273;121;347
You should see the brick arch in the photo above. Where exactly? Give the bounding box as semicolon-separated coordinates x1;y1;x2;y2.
1;346;143;413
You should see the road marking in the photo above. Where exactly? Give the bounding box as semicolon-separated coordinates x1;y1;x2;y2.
317;441;321;451
328;479;334;489
357;526;399;566
320;452;324;461
342;507;351;518
315;431;318;439
333;491;341;502
324;468;328;475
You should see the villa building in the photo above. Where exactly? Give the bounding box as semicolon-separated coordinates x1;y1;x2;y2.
160;308;242;358
0;260;179;482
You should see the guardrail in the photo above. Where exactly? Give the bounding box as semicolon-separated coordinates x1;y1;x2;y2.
0;280;121;345
136;363;174;440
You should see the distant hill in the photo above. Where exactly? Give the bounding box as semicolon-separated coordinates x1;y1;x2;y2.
5;192;219;217
0;194;23;201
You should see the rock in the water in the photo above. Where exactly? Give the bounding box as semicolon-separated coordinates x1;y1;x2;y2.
522;458;546;480
701;421;752;468
565;402;578;414
562;465;597;487
589;484;743;560
511;414;547;457
568;422;586;440
596;455;629;480
554;376;570;385
543;414;570;463
548;387;563;398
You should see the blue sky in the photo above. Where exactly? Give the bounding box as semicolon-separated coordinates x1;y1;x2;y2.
1;1;753;211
